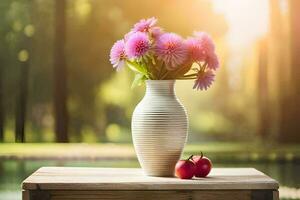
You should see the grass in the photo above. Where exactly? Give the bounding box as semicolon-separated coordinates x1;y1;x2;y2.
0;142;299;162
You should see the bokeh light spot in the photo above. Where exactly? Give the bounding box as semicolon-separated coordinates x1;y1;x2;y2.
75;0;91;19
18;50;29;62
24;24;35;37
106;123;121;142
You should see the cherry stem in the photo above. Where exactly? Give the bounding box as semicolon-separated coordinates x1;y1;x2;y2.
187;155;194;161
200;151;203;159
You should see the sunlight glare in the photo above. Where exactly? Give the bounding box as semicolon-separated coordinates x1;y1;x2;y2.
212;0;269;49
212;0;269;88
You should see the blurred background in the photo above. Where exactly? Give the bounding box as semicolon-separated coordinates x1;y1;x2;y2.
0;0;299;199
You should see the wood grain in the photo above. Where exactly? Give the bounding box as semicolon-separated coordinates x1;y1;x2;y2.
27;190;278;200
273;190;279;200
22;190;30;200
22;167;279;191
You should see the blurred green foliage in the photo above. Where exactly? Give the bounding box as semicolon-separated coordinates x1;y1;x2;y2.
0;0;234;143
1;0;297;144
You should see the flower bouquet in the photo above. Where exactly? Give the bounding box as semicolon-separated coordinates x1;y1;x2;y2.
109;17;220;177
110;17;219;90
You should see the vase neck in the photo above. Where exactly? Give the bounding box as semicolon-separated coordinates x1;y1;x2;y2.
145;80;175;96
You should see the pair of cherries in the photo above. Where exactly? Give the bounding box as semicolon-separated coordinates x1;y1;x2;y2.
175;152;212;179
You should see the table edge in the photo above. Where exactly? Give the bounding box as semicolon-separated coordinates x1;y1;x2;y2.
22;167;279;190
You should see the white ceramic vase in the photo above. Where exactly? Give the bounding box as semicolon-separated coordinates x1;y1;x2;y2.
132;80;188;177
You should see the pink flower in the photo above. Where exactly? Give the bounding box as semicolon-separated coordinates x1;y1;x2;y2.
186;37;206;62
194;32;215;56
193;70;215;90
126;27;163;41
132;17;157;33
125;32;150;59
127;17;163;40
109;40;127;71
207;53;219;70
155;33;187;70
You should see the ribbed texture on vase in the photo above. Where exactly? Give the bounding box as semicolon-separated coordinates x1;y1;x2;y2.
132;80;188;177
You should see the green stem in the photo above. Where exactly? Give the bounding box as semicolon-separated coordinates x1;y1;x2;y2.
157;61;164;79
187;155;194;161
160;70;170;80
172;65;186;79
200;62;208;72
161;62;192;80
148;72;154;80
177;77;196;80
183;73;198;77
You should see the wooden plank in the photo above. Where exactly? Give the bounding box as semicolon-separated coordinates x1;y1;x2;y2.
273;190;279;200
49;190;253;200
251;190;274;200
22;167;279;191
193;190;251;200
46;190;258;200
51;191;190;200
26;190;50;200
22;190;30;200
23;190;277;200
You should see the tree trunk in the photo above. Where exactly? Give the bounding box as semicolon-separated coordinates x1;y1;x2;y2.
257;38;270;140
54;0;69;142
281;0;300;143
15;52;29;143
269;0;292;143
278;0;300;143
0;63;4;142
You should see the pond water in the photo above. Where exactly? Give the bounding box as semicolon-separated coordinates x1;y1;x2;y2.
0;159;299;200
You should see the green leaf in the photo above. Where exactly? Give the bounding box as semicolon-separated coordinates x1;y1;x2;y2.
126;60;148;77
131;73;146;89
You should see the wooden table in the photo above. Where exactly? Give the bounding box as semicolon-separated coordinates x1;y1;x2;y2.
22;167;279;200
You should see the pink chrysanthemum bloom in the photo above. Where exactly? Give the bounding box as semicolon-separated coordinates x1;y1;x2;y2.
194;32;215;56
193;70;215;90
155;33;187;70
125;32;151;59
109;40;127;71
125;27;163;41
132;17;157;33
206;53;219;70
186;37;206;62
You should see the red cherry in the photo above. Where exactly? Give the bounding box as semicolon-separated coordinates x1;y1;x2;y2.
175;155;196;179
192;152;212;177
